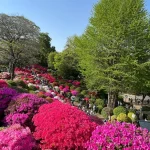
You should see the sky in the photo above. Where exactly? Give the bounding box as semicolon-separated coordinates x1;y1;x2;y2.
0;0;150;52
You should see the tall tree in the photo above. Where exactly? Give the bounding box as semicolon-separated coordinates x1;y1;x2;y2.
0;14;40;79
75;0;150;108
38;33;56;66
54;36;80;79
48;51;57;70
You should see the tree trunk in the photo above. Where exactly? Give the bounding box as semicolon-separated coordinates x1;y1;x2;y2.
107;91;118;108
9;62;15;80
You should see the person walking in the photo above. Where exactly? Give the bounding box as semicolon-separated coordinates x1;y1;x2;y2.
71;95;76;106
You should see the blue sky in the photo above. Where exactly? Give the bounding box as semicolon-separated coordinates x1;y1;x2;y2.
0;0;150;52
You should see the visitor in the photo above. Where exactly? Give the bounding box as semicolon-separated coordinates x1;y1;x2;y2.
90;109;94;115
89;103;92;109
71;95;76;106
78;102;82;109
54;86;59;92
86;109;90;115
82;106;86;112
93;105;96;114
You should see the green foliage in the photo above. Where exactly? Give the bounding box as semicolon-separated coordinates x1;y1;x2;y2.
53;36;80;79
28;85;37;91
12;86;28;93
48;52;57;69
7;80;17;87
117;113;131;123
70;85;76;90
38;32;56;66
118;95;123;102
77;93;84;99
142;106;150;111
73;0;150;108
111;115;117;122
128;109;136;114
75;87;81;92
128;112;137;122
97;105;103;114
101;107;113;119
95;99;104;107
29;90;35;94
15;80;28;89
80;90;88;95
113;106;126;116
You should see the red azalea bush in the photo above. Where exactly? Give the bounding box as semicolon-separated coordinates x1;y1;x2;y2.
0;80;8;88
0;124;38;150
41;73;55;83
33;101;97;150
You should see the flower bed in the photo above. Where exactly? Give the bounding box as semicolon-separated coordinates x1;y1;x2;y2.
33;101;97;150
4;93;48;130
0;124;37;150
85;122;150;150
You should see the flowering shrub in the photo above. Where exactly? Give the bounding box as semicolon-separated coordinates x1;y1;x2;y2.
85;122;150;150
33;101;97;150
4;93;48;129
0;124;37;150
0;87;18;109
71;90;78;96
41;73;55;83
0;72;10;79
0;80;8;88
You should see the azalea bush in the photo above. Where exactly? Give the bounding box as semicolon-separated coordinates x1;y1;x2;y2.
4;93;48;129
0;72;10;79
33;101;97;150
85;122;150;150
0;124;37;150
0;87;18;110
0;80;8;88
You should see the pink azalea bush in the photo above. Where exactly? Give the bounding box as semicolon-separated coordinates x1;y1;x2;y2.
4;93;48;129
0;87;18;109
0;72;10;79
85;122;150;150
33;101;97;150
0;124;37;150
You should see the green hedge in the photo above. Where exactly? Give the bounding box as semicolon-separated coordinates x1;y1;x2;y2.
113;106;126;116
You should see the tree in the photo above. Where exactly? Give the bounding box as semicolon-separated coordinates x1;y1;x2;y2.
38;33;56;66
75;0;150;108
0;14;40;79
54;36;80;79
48;51;57;70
